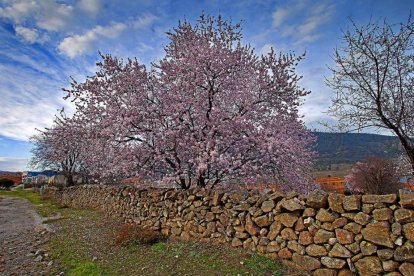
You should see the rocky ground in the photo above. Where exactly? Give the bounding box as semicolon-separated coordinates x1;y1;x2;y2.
0;196;57;275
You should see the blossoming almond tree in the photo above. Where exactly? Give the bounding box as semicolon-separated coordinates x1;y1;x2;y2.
30;115;87;186
31;112;128;185
61;15;314;192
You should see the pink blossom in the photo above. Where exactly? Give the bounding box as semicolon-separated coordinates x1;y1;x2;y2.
34;14;314;192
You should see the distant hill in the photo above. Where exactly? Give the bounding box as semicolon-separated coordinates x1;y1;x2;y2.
313;132;402;168
0;171;15;174
0;134;403;173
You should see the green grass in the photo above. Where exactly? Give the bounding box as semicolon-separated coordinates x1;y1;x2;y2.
243;253;282;276
1;188;290;275
0;188;42;203
67;262;104;276
151;241;167;252
47;207;287;275
0;189;104;275
47;210;106;275
49;237;105;276
0;188;60;216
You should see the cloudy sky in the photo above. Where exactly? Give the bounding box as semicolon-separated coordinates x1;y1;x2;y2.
0;0;413;171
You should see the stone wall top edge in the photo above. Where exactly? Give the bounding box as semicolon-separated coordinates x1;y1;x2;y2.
49;184;414;209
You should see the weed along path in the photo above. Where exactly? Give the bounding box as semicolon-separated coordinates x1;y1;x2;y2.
0;196;55;275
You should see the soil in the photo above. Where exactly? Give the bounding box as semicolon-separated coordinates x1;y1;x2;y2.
0;196;56;275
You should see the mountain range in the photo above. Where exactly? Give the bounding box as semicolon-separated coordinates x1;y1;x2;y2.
1;132;404;173
313;132;402;168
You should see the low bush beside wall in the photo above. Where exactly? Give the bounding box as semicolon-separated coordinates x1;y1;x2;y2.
43;185;414;275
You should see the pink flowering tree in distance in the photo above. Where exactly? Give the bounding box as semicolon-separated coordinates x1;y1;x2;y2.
345;157;403;194
30;114;88;186
57;14;314;192
31;111;127;185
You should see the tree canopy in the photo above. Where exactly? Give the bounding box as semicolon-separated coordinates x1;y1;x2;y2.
31;14;314;192
327;15;414;173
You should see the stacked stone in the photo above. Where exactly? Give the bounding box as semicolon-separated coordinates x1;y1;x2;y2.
42;185;414;275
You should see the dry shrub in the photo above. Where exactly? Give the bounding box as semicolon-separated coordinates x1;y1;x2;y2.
40;194;53;201
114;224;164;246
346;157;404;194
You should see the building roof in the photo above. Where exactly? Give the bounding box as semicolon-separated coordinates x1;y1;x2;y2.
24;170;57;177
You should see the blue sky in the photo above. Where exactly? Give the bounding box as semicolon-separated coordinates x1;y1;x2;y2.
0;0;413;171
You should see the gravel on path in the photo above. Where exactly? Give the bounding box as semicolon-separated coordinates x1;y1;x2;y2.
0;196;56;275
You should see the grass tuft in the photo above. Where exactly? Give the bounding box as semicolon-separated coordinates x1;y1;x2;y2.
151;241;167;252
67;262;104;276
243;253;281;275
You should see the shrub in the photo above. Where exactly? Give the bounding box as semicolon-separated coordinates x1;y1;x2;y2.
114;224;164;246
346;157;404;194
0;179;14;189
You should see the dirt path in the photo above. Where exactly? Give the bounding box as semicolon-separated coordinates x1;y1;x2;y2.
0;196;55;275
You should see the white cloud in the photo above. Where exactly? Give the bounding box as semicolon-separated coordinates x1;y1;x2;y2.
272;8;289;28
77;0;100;15
299;98;332;124
133;13;158;29
15;26;48;44
0;0;73;31
271;0;335;45
0;157;29;171
272;0;306;28
36;0;73;31
136;42;154;54
294;59;339;131
296;3;334;43
0;0;36;23
0;102;57;140
15;26;38;43
0;40;77;141
1;49;62;80
58;22;127;58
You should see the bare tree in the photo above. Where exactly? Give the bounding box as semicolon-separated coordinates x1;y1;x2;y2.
327;16;414;172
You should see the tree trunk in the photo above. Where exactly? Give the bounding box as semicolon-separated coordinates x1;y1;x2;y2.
407;149;414;174
180;178;190;189
197;176;206;187
378;111;414;175
395;135;414;174
210;178;220;189
66;174;75;187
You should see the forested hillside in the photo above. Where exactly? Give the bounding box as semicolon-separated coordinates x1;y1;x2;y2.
313;132;402;168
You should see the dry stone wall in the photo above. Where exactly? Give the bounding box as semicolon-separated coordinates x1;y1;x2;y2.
43;185;414;275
